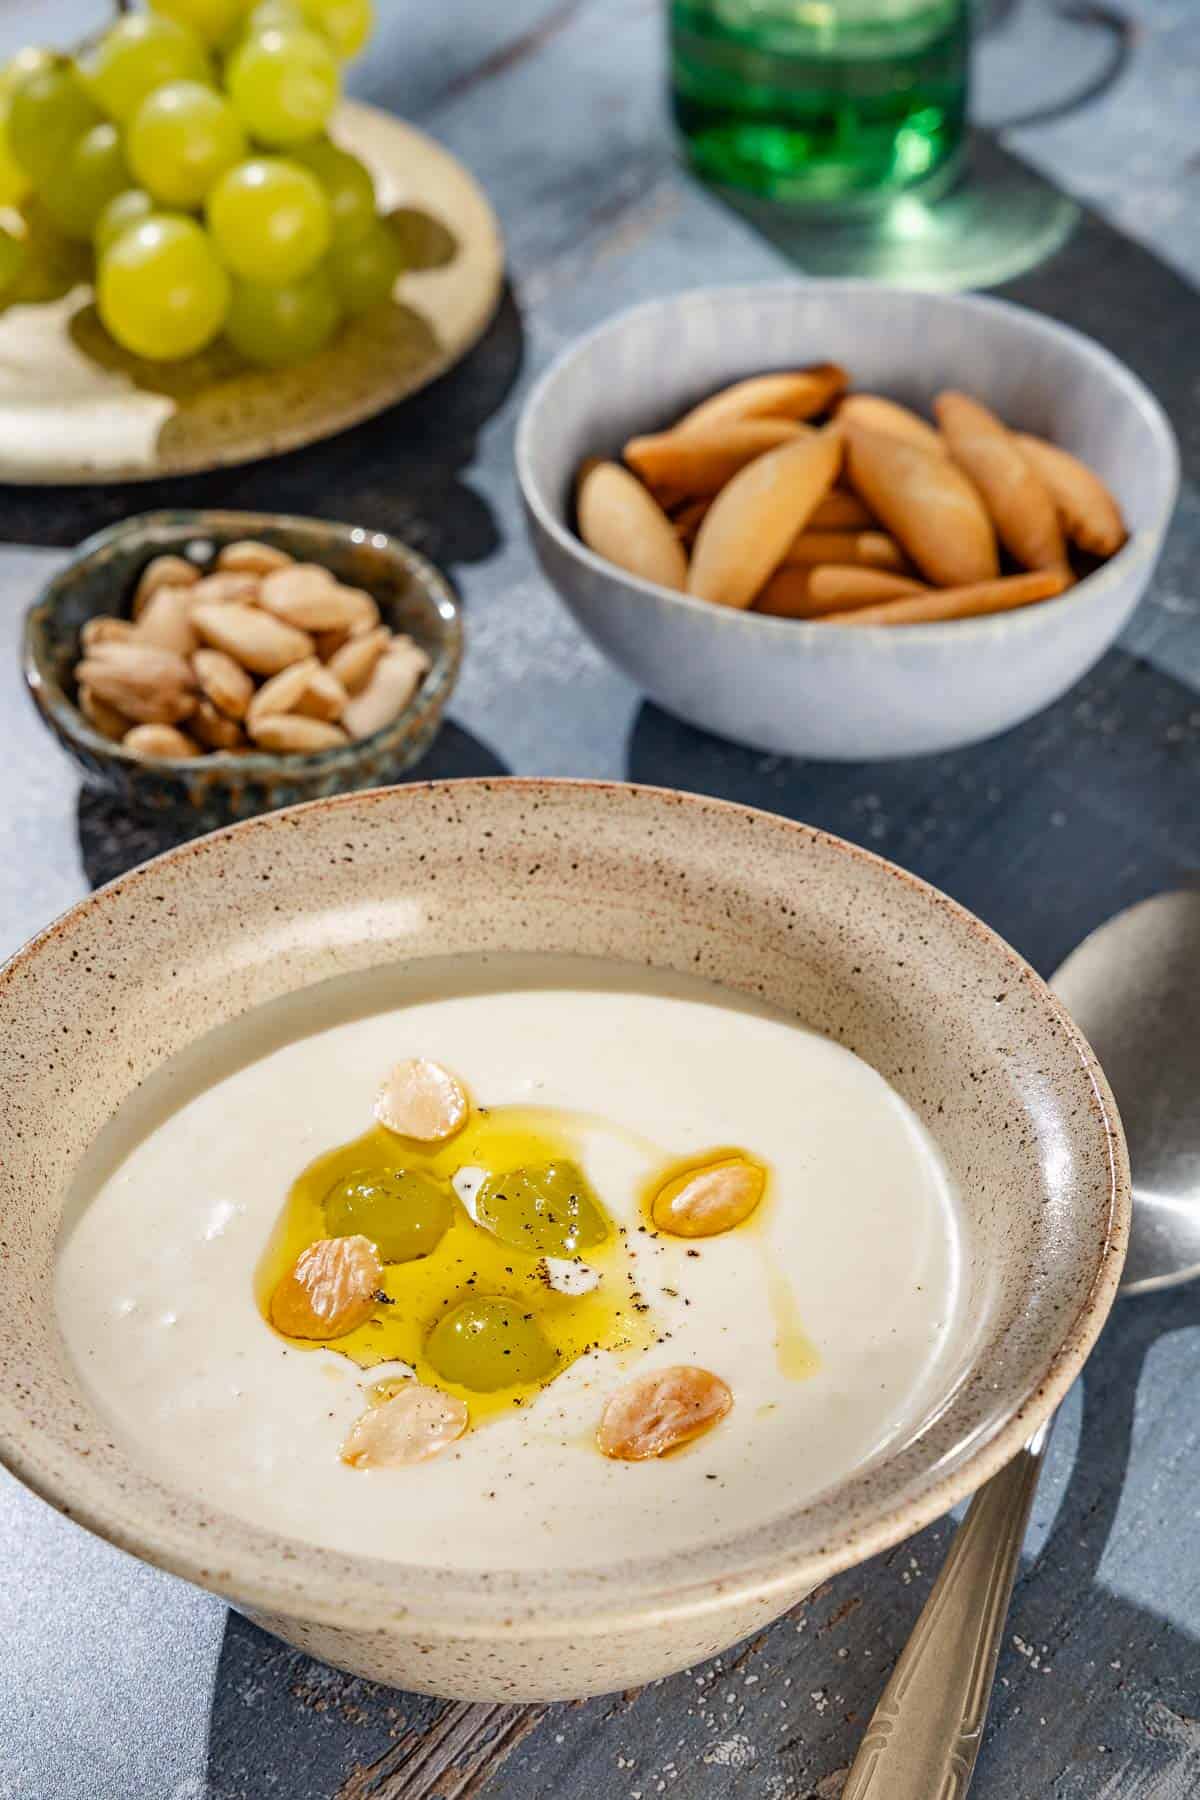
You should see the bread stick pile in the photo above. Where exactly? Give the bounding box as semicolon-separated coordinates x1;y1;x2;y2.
574;365;1127;626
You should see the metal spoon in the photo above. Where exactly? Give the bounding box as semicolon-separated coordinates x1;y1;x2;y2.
842;889;1200;1800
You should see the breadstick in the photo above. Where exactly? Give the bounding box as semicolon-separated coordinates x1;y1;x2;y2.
784;529;906;570
1015;433;1127;558
808;489;874;530
838;394;945;456
757;565;926;620
835;567;1070;627
577;461;688;592
675;364;847;434
688;425;843;611
845;424;998;587
936;391;1067;572
624;420;800;503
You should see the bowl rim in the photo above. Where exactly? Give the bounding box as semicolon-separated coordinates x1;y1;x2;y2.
0;777;1130;1640
21;507;464;773
515;279;1180;645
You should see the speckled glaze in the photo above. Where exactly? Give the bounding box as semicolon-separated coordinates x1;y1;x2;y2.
0;780;1128;1700
23;511;462;830
517;283;1179;760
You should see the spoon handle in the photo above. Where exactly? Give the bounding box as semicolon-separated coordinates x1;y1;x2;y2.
841;1422;1050;1800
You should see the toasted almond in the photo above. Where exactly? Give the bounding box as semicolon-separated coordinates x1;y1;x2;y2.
341;1384;469;1469
688;424;843;610
122;722;201;759
342;640;429;739
294;663;347;722
845;425;998;588
327;625;391;694
257;564;360;632
133;554;199;617
217;539;294;576
784;529;906;571
190;695;245;751
270;1235;382;1340
193;602;314;676
246;656;322;727
78;682;130;740
598;1366;732;1460
76;643;196;725
675;364;847;433
577;461;688;592
192;647;255;721
375;1057;468;1142
81;614;137;653
135;585;198;657
1015;433;1127;558
624;419;801;503
808;489;875;530
247;713;349;753
836;566;1070;626
188;571;261;608
651;1157;765;1237
837;394;945;457
936;392;1067;572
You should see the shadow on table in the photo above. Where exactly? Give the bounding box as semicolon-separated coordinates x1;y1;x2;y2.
76;718;510;888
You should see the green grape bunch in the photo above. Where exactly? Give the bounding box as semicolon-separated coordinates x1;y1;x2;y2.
0;0;411;367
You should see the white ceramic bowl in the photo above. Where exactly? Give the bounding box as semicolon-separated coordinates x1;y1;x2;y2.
517;283;1178;760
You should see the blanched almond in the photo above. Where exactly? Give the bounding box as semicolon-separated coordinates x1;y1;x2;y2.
651;1157;765;1237
293;664;347;722
78;683;130;740
81;614;137;653
327;625;390;694
192;647;254;720
838;394;945;457
936;391;1066;572
135;585;197;657
193;602;314;676
375;1057;468;1141
577;461;688;592
688;424;843;610
341;1384;468;1468
625;419;800;504
270;1235;382;1340
76;643;195;725
188;571;261;608
1015;433;1127;558
133;554;199;617
341;640;429;739
598;1366;732;1460
123;722;200;759
246;656;322;726
258;564;359;632
845;425;998;588
676;364;847;433
190;696;245;751
247;713;349;752
217;539;294;576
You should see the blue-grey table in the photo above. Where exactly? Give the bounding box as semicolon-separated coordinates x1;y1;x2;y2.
1;2;1198;1795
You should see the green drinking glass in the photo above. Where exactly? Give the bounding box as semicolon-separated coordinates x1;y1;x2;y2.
670;0;970;211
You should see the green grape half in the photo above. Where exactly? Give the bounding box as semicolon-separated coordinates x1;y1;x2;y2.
40;121;130;241
290;136;374;247
425;1297;558;1393
7;56;102;186
324;1166;452;1263
98;214;231;360
0;226;27;298
83;14;210;124
224;265;340;365
127;80;246;209
149;0;245;50
93;187;156;256
299;0;372;59
226;25;339;147
475;1160;609;1258
206;156;331;283
326;216;403;317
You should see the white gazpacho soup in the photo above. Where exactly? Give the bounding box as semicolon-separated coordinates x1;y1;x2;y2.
56;953;965;1569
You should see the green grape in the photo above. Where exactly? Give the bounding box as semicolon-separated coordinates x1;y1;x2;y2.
324;1166;452;1263
207;156;331;283
299;0;372;59
475;1160;609;1258
98;214;231;360
7;56;102;186
243;1;304;31
149;0;245;50
226;25;339;147
224;264;340;365
291;136;373;246
82;14;210;124
93;187;155;256
425;1297;558;1393
326;216;403;317
40;121;129;241
0;44;52;193
0;47;52;103
0;226;27;297
127;81;245;210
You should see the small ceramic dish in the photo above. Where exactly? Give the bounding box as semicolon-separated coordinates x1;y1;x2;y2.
0;780;1128;1701
516;282;1179;760
24;510;462;830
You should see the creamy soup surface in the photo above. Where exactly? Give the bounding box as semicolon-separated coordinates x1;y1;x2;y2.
57;954;967;1569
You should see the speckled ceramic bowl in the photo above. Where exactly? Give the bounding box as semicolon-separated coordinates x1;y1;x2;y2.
23;511;462;830
517;283;1178;759
0;781;1127;1700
